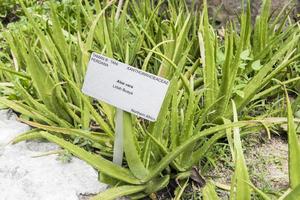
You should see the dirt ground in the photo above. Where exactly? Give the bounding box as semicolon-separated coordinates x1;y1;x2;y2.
207;133;289;200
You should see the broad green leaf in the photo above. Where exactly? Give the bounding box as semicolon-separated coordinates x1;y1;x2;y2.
174;179;189;200
0;65;30;79
180;79;196;167
0;97;56;126
123;112;148;179
11;130;43;144
199;0;219;107
235;90;245;99
170;92;179;150
40;132;141;185
285;88;300;189
283;184;300;200
144;120;254;182
92;175;169;200
251;60;262;71
240;50;251;60
230;100;251;200
19;1;56;59
19;119;111;144
203;182;220;200
49;3;71;69
253;76;300;101
234;35;299;112
247;182;271;200
91;185;146;200
65;78;113;136
190;131;225;167
217;4;251;118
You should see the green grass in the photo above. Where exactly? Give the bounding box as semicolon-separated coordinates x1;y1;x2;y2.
0;0;300;199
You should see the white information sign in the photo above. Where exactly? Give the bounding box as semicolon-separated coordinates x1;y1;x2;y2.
82;52;170;121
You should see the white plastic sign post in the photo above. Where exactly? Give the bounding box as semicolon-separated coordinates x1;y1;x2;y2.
82;52;169;166
112;108;123;166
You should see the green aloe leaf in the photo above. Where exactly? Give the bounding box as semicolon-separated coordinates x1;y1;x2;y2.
230;100;251;200
0;97;56;126
91;185;146;200
11;130;43;144
283;184;300;200
285;87;300;189
234;34;300;112
203;182;220;200
40;131;141;185
19;119;111;144
251;60;262;71
144;120;254;182
199;0;218;107
247;182;271;200
123;112;148;179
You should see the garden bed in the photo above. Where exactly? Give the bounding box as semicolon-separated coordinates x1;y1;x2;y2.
0;1;300;200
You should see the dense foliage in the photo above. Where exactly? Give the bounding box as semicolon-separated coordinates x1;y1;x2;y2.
0;0;299;199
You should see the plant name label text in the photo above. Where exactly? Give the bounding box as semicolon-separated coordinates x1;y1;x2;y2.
82;52;170;121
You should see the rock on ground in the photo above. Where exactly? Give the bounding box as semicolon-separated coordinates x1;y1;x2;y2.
0;110;107;200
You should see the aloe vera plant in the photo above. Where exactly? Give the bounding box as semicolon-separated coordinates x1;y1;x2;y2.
1;0;300;199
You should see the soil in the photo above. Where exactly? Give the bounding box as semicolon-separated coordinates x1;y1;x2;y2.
246;135;289;192
207;133;289;199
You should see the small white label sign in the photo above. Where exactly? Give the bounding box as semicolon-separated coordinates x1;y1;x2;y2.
82;52;170;121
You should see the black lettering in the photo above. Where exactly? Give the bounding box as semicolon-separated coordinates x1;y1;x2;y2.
126;66;169;85
91;58;109;67
117;80;125;85
125;83;133;89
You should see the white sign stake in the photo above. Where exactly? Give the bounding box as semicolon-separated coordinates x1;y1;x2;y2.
112;108;124;166
112;0;124;168
82;53;169;167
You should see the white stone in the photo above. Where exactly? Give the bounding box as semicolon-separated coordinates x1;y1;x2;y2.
0;109;30;146
0;110;107;200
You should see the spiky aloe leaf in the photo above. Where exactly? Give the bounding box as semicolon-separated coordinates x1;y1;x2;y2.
285;88;300;189
91;185;146;200
143;120;254;182
203;182;220;200
247;182;271;200
123;112;148;179
283;184;300;200
199;0;219;108
40;131;141;185
230;100;251;200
